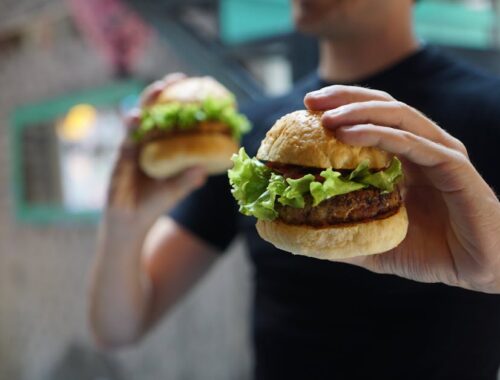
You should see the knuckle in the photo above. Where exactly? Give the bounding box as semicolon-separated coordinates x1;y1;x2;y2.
327;85;350;98
393;101;412;128
453;137;468;156
449;149;469;167
400;130;415;144
374;89;394;100
394;100;410;113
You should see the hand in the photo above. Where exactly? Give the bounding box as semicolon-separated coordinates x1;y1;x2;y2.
305;85;500;293
106;73;206;226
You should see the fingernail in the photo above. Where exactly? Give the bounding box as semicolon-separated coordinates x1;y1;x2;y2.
306;89;324;98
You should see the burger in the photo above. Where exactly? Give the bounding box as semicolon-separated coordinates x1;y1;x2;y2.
132;76;251;178
228;110;408;260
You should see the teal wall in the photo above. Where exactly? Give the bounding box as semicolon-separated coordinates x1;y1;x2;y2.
220;0;496;49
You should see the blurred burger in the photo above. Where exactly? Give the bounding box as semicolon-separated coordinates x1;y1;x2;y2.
132;76;251;178
228;110;408;260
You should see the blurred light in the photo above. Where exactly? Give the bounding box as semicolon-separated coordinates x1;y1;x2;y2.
57;104;97;141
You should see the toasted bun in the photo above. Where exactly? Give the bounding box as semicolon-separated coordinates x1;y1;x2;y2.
257;110;391;169
139;133;239;179
157;76;234;105
140;76;238;178
256;206;408;260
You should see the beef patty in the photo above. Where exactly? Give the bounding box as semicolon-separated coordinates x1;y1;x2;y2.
277;187;402;227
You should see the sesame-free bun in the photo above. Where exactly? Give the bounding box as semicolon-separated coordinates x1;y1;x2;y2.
257;110;391;169
140;133;239;179
138;76;239;178
256;206;408;260
157;76;234;105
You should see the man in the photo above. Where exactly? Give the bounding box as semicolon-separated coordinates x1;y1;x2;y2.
89;0;500;378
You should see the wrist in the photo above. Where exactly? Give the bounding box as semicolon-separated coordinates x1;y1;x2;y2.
99;209;155;248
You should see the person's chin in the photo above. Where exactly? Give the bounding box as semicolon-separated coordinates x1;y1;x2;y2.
293;15;323;35
295;22;325;38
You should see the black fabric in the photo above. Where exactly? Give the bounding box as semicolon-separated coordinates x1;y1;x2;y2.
170;45;500;379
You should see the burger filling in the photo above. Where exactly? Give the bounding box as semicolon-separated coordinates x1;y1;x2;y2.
228;148;404;226
132;97;251;142
133;121;231;145
276;189;402;227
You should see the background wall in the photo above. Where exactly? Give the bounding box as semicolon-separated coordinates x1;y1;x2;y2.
0;3;252;379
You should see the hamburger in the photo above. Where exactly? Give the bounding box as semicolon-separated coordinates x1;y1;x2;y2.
228;110;408;260
132;76;251;178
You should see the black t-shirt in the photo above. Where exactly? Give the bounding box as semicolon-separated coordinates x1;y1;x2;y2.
170;46;500;380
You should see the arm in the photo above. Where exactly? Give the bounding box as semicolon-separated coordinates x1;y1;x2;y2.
89;73;218;348
90;214;218;349
305;85;500;293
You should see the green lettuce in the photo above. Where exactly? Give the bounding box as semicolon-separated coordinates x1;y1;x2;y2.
279;175;315;208
310;169;367;207
228;148;403;220
228;148;279;220
134;97;251;141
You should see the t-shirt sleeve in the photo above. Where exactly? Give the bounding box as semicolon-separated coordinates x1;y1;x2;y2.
169;173;239;252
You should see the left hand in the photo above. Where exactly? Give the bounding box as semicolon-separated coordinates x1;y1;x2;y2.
305;85;500;293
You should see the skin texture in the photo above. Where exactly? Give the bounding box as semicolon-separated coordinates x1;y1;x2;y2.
305;86;500;293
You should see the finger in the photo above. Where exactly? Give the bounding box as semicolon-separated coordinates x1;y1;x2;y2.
162;72;187;86
124;108;141;129
140;81;165;107
140;73;187;107
304;85;393;111
322;100;466;154
335;124;472;194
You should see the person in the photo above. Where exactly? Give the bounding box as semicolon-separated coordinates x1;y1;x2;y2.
89;0;500;378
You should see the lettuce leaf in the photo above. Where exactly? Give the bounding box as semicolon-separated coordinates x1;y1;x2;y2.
310;169;367;207
279;175;315;208
134;97;251;141
355;157;402;192
228;148;403;220
240;174;288;220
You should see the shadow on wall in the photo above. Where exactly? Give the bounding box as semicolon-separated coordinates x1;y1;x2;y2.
44;342;124;380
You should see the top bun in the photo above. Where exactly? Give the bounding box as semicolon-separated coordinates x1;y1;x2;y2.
257;110;391;169
156;76;234;105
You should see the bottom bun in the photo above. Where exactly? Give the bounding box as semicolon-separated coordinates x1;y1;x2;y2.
139;133;239;179
256;206;408;260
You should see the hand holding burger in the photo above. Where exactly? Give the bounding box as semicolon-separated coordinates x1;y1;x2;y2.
105;73;250;227
229;84;500;293
132;75;251;179
304;85;499;293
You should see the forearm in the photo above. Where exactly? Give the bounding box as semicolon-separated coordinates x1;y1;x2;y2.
89;215;152;348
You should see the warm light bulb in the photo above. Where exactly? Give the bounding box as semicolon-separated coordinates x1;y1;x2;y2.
57;104;97;141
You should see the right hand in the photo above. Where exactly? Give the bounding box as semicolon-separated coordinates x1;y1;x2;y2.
105;73;207;226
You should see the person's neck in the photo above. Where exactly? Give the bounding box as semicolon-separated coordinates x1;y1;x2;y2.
319;26;420;83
